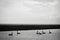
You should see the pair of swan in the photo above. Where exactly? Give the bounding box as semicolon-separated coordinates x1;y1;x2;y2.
36;30;52;35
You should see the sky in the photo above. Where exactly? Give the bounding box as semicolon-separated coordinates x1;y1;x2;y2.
0;0;60;24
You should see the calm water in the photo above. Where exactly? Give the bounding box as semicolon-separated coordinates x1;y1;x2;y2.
0;29;60;40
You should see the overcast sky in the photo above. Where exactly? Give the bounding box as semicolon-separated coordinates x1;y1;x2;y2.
0;0;60;24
